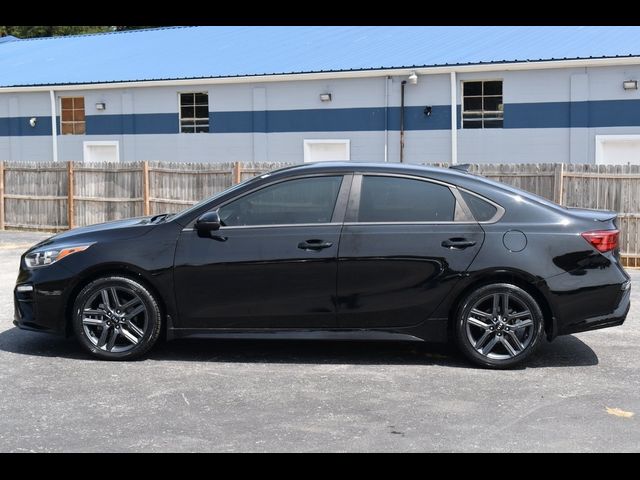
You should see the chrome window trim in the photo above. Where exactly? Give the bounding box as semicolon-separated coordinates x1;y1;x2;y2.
450;186;475;222
182;222;342;232
343;221;479;226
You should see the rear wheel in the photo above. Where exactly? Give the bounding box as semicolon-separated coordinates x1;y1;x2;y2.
72;276;162;360
455;283;544;368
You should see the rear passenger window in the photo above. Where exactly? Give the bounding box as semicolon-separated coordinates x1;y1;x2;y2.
460;190;498;221
358;176;455;222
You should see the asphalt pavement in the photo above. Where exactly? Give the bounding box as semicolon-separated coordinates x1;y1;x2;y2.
0;230;638;452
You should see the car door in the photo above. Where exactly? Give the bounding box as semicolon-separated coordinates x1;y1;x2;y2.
337;173;484;328
173;174;351;329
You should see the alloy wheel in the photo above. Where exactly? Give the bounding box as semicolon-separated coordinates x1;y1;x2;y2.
464;292;535;360
81;286;148;353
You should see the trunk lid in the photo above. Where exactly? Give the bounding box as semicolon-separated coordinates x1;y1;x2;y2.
566;207;617;224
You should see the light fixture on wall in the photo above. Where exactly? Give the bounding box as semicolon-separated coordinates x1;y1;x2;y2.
29;117;37;127
95;102;106;110
623;80;638;90
319;93;332;102
408;71;418;85
424;106;432;117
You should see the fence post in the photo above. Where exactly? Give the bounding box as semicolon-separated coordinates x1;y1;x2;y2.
0;161;4;231
67;161;75;230
554;163;564;205
233;161;242;184
142;161;150;216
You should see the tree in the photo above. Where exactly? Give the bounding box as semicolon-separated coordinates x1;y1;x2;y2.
0;26;159;38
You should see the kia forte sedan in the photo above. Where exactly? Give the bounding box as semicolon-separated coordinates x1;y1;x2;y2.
14;163;630;368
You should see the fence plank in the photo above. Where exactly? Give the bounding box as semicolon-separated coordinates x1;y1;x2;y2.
142;161;150;216
67;161;75;230
233;161;242;184
0;161;4;231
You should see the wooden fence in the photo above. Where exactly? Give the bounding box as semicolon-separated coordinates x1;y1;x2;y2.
0;161;639;267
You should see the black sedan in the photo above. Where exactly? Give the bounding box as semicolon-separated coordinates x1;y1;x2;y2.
14;162;630;368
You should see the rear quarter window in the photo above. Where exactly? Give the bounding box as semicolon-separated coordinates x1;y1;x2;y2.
460;190;498;222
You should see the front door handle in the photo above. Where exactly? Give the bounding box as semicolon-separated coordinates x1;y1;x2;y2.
298;239;334;251
441;238;477;250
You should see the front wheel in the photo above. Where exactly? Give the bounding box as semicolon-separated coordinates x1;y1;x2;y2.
72;276;162;360
454;283;544;369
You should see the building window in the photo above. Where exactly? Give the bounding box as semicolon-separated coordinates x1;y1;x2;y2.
180;92;209;133
60;97;85;135
462;81;503;129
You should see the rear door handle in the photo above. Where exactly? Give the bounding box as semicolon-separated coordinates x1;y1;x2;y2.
441;238;477;250
298;239;334;251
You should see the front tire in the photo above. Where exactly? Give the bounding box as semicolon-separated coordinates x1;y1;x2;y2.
72;276;162;360
454;283;544;369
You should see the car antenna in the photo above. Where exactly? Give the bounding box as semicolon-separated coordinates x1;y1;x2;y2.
449;163;471;172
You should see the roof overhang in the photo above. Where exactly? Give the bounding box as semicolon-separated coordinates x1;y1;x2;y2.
2;55;640;93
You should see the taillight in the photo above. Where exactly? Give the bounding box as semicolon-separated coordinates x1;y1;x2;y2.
581;229;619;253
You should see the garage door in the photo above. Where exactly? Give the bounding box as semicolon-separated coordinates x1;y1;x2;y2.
596;135;640;165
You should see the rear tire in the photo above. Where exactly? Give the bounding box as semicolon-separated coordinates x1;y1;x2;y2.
72;276;162;360
454;283;544;369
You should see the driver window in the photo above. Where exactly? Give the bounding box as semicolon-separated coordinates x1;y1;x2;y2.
218;176;343;227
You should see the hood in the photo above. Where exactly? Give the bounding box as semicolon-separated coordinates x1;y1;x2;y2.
28;216;159;251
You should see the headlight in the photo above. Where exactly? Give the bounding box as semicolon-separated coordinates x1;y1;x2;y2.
25;244;93;268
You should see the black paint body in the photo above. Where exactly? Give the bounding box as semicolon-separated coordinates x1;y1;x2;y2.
14;163;630;345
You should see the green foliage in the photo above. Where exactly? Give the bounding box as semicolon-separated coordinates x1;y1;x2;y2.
0;26;159;38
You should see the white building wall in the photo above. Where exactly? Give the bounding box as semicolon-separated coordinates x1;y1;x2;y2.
2;64;640;164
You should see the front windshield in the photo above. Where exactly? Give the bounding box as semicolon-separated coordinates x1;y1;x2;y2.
170;174;265;224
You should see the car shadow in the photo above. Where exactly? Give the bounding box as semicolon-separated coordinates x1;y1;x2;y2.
0;327;599;368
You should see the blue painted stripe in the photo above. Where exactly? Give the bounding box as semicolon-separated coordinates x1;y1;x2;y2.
589;99;640;127
85;113;177;135
504;99;640;128
4;99;640;136
0;116;52;136
212;106;449;133
505;102;572;128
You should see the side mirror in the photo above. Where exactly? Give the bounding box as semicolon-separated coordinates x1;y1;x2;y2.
195;211;221;237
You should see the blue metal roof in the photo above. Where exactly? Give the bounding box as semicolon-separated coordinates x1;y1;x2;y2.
1;26;640;88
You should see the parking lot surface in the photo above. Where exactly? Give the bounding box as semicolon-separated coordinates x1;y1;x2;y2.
0;230;638;452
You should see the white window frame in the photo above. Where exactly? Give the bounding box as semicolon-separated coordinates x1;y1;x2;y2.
83;141;120;163
461;80;504;129
303;139;351;163
59;95;86;135
178;91;210;134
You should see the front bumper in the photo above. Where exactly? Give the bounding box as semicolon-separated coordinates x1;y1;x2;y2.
13;259;76;336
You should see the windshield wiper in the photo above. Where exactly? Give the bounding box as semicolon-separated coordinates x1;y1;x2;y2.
149;213;174;223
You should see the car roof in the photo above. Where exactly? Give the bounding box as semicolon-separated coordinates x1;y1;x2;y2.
265;162;472;182
265;162;568;214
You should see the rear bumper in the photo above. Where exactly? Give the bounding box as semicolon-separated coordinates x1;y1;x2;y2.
557;280;630;335
546;260;631;337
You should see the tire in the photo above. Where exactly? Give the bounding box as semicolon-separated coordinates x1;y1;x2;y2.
72;276;162;360
454;283;544;369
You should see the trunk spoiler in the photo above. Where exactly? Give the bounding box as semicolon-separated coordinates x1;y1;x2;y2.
566;207;617;222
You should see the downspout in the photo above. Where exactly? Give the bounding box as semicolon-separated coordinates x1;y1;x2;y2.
450;72;457;165
49;89;58;162
384;76;389;162
400;80;406;163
